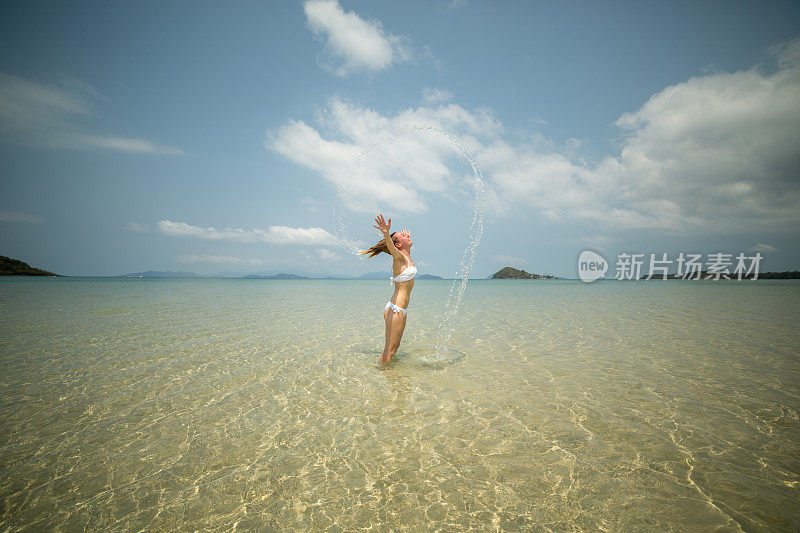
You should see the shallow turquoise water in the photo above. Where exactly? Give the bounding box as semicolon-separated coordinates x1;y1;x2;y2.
0;277;798;531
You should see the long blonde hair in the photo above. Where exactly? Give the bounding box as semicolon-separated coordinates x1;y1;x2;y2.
358;232;397;258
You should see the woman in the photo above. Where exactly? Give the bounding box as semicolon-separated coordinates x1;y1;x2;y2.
359;213;416;364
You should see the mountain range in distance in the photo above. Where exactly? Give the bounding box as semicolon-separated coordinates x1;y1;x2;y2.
4;256;798;280
118;270;444;280
118;267;555;280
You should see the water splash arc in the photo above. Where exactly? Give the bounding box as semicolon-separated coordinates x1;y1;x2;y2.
332;124;486;361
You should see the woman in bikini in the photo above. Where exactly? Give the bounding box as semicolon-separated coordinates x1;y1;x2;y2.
358;213;416;364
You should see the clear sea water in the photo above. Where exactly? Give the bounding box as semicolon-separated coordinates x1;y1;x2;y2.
0;277;798;531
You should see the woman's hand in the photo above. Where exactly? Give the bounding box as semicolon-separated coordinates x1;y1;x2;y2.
373;214;391;235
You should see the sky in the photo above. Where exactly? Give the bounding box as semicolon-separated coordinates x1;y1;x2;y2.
1;0;799;278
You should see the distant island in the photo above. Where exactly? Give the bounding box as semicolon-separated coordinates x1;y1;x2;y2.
246;272;441;280
760;271;800;279
117;270;444;279
358;271;440;280
358;271;392;279
4;258;798;280
640;270;800;280
244;273;307;279
0;255;60;276
119;270;203;278
491;267;559;279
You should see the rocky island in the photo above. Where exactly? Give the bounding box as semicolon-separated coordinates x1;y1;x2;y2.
640;270;800;280
0;255;60;276
490;267;558;279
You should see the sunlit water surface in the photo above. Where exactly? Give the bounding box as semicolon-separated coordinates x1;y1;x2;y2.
1;278;798;531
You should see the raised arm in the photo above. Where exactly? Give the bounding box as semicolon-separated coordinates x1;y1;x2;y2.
373;214;402;259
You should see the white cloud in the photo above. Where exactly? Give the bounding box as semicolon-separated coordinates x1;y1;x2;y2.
749;243;778;253
421;45;443;71
301;196;324;213
303;0;410;76
0;210;44;223
595;38;800;230
126;221;150;232
265;225;337;245
268;97;501;214
301;248;340;261
269;38;800;234
0;72;183;154
157;220;336;246
422;87;453;105
177;254;268;265
316;248;339;260
158;220;254;241
69;135;184;155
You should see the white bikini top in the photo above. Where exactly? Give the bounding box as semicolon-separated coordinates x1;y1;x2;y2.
390;264;417;285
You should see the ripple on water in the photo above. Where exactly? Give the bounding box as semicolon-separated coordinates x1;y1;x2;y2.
0;278;798;530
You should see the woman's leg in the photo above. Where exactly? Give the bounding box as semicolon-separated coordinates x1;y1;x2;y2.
380;309;407;363
380;308;392;362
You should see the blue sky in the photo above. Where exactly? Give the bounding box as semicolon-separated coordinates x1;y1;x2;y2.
1;1;799;277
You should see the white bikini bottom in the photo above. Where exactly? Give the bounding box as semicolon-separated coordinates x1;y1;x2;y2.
384;301;407;317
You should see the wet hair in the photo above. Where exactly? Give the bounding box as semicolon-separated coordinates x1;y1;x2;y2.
358;232;397;258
